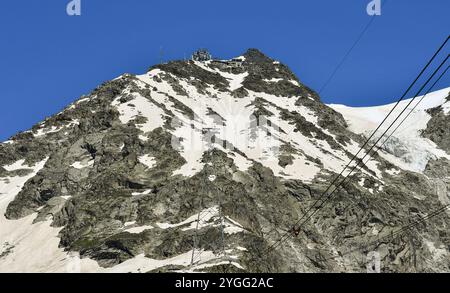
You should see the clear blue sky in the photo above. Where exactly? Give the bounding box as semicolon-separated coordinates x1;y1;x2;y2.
0;0;449;141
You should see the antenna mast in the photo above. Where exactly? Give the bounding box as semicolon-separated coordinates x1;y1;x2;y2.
159;46;164;64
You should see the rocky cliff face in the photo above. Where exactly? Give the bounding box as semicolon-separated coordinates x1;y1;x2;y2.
1;49;449;272
423;93;450;152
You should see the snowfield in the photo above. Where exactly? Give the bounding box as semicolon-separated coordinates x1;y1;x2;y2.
329;87;450;173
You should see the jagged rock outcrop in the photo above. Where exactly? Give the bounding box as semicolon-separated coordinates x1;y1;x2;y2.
422;93;450;152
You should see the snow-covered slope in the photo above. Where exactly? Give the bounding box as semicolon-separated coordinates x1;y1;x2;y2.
131;64;368;181
329;87;450;173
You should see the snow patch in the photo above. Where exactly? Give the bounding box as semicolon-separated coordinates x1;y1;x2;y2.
263;78;301;87
219;71;249;91
105;251;209;273
442;101;450;115
138;155;156;169
236;246;248;251
123;225;154;234
34;126;60;137
263;78;283;83
33;120;79;138
132;189;152;196
138;135;149;142
424;239;448;262
76;97;90;104
3;160;31;172
70;159;94;169
112;92;165;134
156;206;245;235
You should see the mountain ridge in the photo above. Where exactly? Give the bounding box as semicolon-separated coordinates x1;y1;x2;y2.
0;49;449;272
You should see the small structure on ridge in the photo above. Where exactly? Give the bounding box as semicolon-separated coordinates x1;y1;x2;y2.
192;49;212;62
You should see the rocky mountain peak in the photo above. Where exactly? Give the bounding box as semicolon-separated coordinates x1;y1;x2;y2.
1;50;449;273
243;48;273;63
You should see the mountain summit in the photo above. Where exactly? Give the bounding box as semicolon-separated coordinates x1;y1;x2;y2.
1;50;449;272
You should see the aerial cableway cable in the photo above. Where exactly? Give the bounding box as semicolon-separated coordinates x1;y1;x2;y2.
319;54;450;203
339;62;450;186
264;37;449;253
262;36;449;242
322;204;450;263
366;64;450;159
320;63;450;229
269;54;449;253
318;0;389;95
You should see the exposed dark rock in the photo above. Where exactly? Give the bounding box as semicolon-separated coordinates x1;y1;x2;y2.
422;93;450;153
